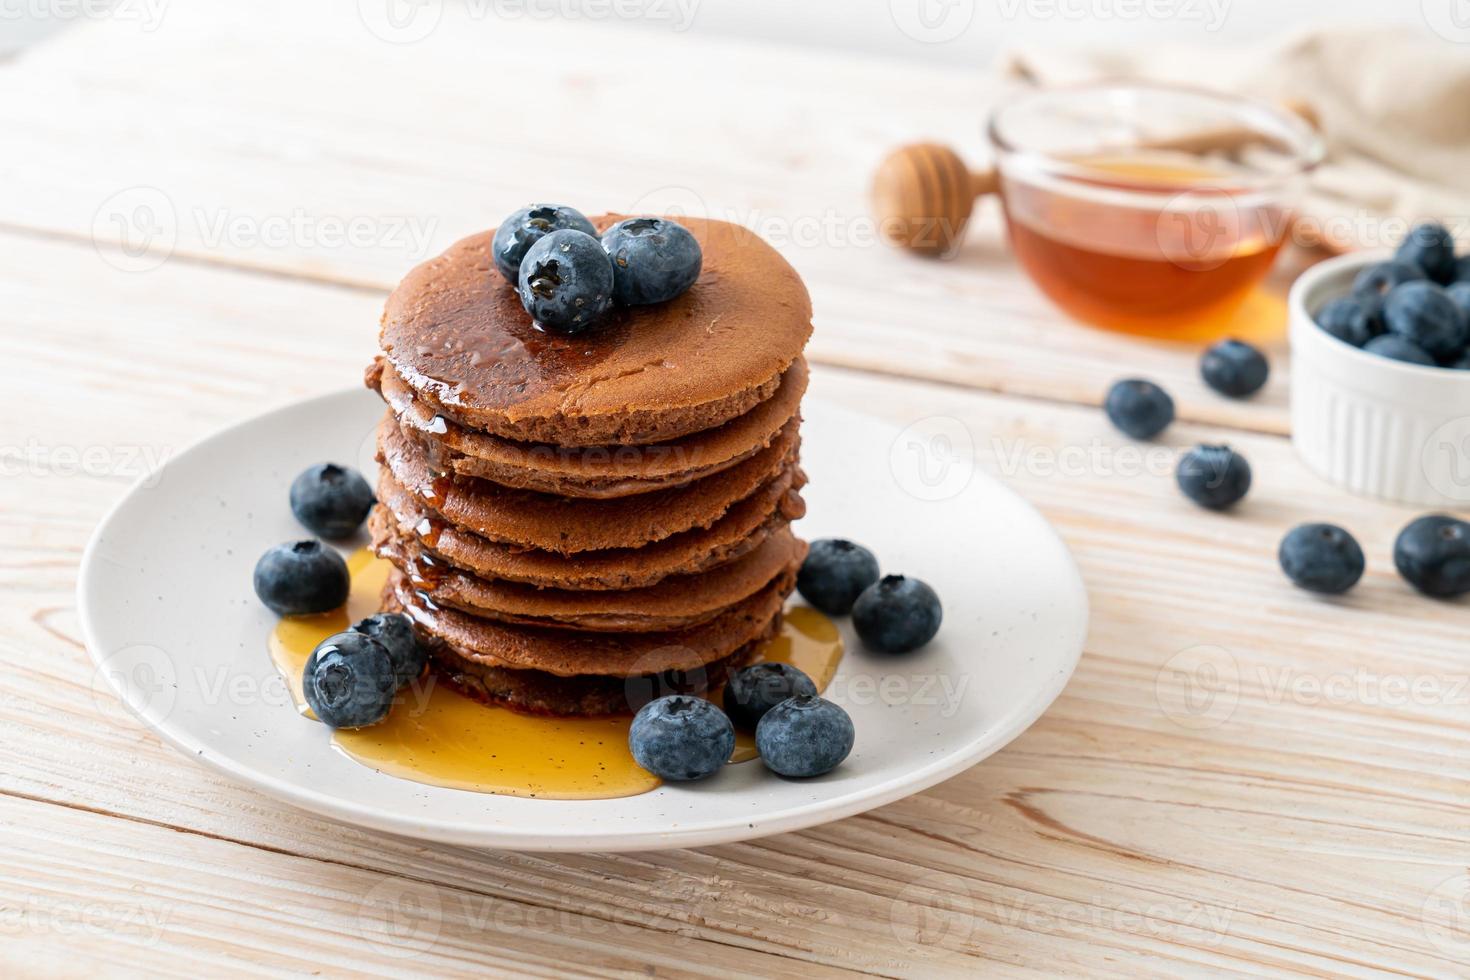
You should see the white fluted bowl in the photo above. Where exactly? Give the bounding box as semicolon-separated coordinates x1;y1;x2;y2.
1290;250;1470;506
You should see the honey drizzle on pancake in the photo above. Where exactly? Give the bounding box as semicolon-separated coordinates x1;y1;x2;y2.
267;551;842;799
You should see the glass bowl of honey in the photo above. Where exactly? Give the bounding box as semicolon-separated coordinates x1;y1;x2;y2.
987;84;1323;340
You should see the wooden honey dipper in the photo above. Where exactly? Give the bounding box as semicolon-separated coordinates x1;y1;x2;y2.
872;99;1320;256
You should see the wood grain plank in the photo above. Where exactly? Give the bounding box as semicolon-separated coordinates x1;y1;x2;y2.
1;229;1465;975
0;2;1302;434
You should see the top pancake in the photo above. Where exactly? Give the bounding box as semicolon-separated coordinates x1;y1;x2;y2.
378;214;813;446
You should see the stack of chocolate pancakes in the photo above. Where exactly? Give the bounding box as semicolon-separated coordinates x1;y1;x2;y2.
366;215;813;716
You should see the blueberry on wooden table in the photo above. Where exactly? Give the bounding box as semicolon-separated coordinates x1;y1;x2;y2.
755;695;854;778
491;204;596;284
851;574;942;654
1394;515;1470;598
253;539;349;616
724;662;817;732
628;695;734;781
1200;338;1269;398
1176;445;1251;510
1279;523;1365;595
796;538;880;615
290;462;373;539
1104;379;1174;440
303;631;397;729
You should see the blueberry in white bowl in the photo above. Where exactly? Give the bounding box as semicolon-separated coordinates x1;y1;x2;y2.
628;695;734;781
352;612;426;689
253;540;349;616
1104;378;1174;440
724;662;817;732
1381;281;1467;360
851;574;942;654
491;204;596;284
1176;445;1251;510
1352;260;1424;300
289;463;373;539
755;695;854;778
600;217;703;306
1200;339;1269;398
1313;296;1378;348
1393;514;1470;598
303;630;397;729
1362;333;1436;366
1395;222;1457;285
796;538;879;615
516;228;615;334
1278;523;1364;595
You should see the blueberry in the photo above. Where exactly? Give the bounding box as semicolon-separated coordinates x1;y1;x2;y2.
723;662;817;732
1363;333;1436;366
491;204;596;284
289;463;373;539
755;695;854;778
352;613;426;689
1393;514;1470;598
1352;260;1424;300
1176;445;1251;510
253;540;349;616
1104;379;1174;439
1200;339;1269;398
1449;352;1470;371
516;229;615;334
1446;282;1470;323
628;695;734;781
1395;222;1457;285
1278;523;1365;595
303;631;396;728
796;538;880;615
1314;297;1377;348
1382;281;1467;359
600;217;703;305
851;574;942;654
1456;255;1470;284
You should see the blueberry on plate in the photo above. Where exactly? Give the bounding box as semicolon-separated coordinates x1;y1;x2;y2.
1314;297;1378;348
491;204;596;284
1363;333;1436;367
303;631;397;729
1200;338;1269;398
755;695;854;778
601;217;703;305
1176;445;1251;510
1394;514;1470;598
516;229;615;334
1381;281;1468;359
796;538;880;615
253;540;349;616
352;612;426;689
1279;523;1365;595
1395;222;1457;285
289;463;373;539
1352;260;1424;300
1104;378;1174;439
723;662;817;732
851;575;942;654
628;695;734;781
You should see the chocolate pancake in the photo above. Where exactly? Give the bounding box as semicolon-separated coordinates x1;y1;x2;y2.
370;356;808;499
377;412;800;554
373;464;806;591
387;564;795;678
378;215;813;446
386;584;766;716
374;509;806;632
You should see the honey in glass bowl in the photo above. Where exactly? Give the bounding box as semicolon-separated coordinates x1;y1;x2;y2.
989;86;1322;341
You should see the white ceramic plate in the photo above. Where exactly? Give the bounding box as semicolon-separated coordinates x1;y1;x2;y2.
78;389;1087;851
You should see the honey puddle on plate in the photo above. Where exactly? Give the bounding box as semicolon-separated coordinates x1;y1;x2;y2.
268;550;842;799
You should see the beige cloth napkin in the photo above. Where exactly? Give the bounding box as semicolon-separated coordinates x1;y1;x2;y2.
1000;28;1470;251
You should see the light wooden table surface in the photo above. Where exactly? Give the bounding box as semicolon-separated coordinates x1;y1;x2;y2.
3;4;1467;976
